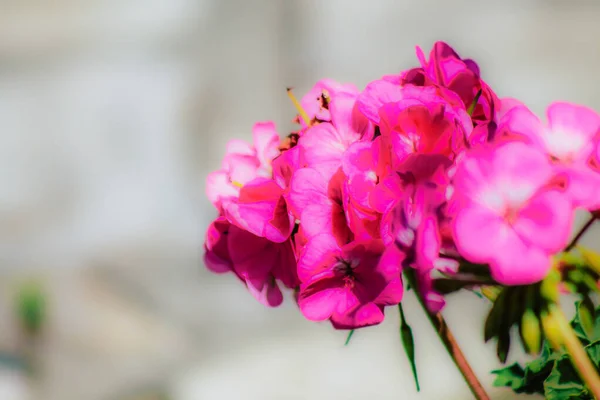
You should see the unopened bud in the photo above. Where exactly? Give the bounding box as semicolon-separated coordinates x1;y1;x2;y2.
521;309;541;354
541;310;563;351
541;270;561;303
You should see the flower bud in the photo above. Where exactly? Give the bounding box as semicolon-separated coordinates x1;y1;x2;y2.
520;309;541;354
541;310;563;351
540;269;561;303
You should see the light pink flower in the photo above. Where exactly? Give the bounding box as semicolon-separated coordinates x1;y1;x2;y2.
295;79;359;127
451;142;574;285
206;122;280;211
299;93;372;179
297;234;403;329
502;102;600;210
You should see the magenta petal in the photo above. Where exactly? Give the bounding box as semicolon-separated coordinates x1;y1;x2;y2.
453;201;508;264
299;123;346;179
224;178;292;243
561;165;600;210
331;302;384;329
246;276;284;307
228;226;273;279
356;79;405;124
203;217;234;274
491;238;551;285
502;106;545;147
298;273;346;321
287;168;329;218
547;102;600;143
252;121;280;169
513;190;573;253
297;233;340;282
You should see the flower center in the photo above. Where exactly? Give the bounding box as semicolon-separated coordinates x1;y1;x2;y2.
333;257;359;288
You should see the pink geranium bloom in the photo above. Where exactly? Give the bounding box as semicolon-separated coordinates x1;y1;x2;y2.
223;177;294;243
451;142;574;285
299;92;372;179
405;41;499;127
206;122;280;211
295;79;359;127
389;183;457;313
204;217;239;277
287;168;352;245
204;217;298;307
228;224;299;307
502;102;600;210
297;234;403;329
378;101;462;167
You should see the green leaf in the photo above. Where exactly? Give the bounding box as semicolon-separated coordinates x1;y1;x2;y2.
344;329;355;346
578;296;596;340
491;363;525;389
497;331;511;364
544;355;590;400
398;303;420;392
584;340;600;368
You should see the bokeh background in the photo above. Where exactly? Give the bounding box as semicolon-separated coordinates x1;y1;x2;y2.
0;1;599;399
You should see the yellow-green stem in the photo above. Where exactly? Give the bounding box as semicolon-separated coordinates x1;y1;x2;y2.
549;304;600;399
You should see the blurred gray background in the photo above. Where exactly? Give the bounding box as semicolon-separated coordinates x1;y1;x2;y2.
0;0;599;399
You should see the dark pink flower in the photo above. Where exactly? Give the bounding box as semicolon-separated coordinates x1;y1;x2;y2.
204;217;298;307
223;177;294;243
228;224;299;307
405;41;499;127
287;168;352;245
297;234;403;329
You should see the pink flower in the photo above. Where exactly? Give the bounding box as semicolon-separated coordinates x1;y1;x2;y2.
287;168;352;245
228;224;299;307
204;216;239;277
297;234;403;329
204;217;298;307
502;102;600;210
299;92;372;179
223;177;294;243
295;79;359;127
451;141;574;285
206;122;280;211
405;41;499;126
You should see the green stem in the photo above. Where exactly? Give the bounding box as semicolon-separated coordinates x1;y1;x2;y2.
404;270;490;400
549;304;600;399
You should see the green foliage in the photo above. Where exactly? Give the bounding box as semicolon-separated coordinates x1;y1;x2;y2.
492;301;600;399
15;281;47;336
398;303;420;392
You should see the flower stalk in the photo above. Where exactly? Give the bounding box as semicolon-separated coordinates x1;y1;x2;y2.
404;270;491;400
547;303;600;399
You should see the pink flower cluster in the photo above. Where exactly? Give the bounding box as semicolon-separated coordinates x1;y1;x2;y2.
204;41;600;330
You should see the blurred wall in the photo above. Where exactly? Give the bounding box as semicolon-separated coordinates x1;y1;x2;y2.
0;1;599;400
